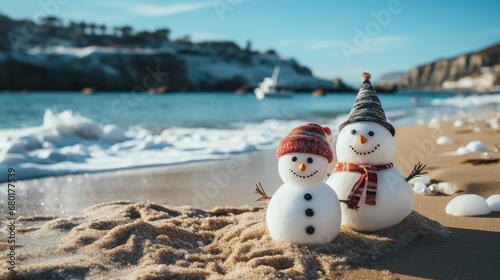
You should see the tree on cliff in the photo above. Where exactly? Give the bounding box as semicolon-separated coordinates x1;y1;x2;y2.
99;25;106;35
121;26;133;37
154;28;170;42
41;16;62;37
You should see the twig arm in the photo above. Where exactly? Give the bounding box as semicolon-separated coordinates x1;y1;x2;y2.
254;182;272;202
339;199;359;211
406;162;428;182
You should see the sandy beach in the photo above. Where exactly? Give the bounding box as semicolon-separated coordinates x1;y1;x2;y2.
1;113;499;279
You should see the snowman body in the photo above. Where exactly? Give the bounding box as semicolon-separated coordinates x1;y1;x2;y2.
326;121;413;232
328;168;412;231
266;153;341;244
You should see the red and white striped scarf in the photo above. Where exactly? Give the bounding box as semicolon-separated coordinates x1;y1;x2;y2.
334;162;394;209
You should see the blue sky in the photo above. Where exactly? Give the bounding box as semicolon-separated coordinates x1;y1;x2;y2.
1;0;499;86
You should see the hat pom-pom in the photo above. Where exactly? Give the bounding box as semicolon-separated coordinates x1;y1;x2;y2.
326;134;334;144
361;71;371;82
323;127;334;143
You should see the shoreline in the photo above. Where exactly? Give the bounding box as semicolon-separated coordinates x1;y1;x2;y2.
0;114;498;215
1;114;499;279
2;149;282;217
1;92;499;184
6;113;499;217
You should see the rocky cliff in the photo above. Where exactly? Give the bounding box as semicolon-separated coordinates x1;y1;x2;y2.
0;14;351;92
0;45;352;92
399;42;500;90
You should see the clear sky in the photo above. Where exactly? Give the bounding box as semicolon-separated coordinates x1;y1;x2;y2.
1;0;499;86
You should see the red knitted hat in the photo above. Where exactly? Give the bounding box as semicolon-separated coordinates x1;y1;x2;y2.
276;123;334;163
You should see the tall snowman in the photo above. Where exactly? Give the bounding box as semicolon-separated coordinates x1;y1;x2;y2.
326;72;413;232
266;123;341;244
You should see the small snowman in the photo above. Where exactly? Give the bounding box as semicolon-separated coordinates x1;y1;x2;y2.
263;123;341;244
326;72;414;232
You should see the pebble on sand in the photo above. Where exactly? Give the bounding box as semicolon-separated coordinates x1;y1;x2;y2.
437;182;457;196
456;140;488;155
465;141;488;153
446;194;491;216
436;136;453;145
486;194;500;212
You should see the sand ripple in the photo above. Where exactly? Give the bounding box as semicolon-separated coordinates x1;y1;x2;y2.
0;201;450;279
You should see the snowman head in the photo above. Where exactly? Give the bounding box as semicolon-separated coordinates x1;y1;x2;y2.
276;123;333;187
278;153;329;186
336;72;396;165
336;121;395;165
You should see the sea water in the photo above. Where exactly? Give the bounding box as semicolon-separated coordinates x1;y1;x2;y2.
0;91;499;182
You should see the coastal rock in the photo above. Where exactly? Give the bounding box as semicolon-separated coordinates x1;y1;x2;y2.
0;46;350;92
0;15;351;92
398;43;500;91
374;71;405;92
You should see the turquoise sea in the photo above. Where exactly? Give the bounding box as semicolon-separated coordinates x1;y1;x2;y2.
0;91;499;182
0;91;465;130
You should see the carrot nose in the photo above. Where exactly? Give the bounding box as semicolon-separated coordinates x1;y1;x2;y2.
298;163;306;172
359;134;367;144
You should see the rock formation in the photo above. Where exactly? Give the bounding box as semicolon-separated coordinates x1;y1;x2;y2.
0;14;353;92
398;42;500;91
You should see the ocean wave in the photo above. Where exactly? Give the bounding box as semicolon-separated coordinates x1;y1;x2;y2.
3;92;499;182
0;109;342;182
430;93;500;107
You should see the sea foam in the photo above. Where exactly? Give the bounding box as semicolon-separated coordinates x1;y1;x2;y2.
2;93;499;182
0;109;340;182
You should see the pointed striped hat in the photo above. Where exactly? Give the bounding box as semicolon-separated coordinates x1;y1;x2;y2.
339;72;395;136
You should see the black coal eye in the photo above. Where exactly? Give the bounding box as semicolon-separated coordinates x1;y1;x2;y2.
307;157;313;164
368;131;374;136
292;156;297;162
351;129;356;135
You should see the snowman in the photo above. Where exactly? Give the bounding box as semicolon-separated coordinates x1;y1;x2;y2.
264;123;342;244
326;72;413;232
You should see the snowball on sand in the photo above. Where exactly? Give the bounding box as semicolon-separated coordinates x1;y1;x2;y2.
446;194;491;216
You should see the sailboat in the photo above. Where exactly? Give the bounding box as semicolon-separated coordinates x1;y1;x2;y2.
254;66;293;100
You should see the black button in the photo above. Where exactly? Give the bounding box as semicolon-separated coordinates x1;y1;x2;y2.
304;193;312;201
306;226;315;235
305;208;314;217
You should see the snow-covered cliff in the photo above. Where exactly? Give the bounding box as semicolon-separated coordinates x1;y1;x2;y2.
0;14;350;92
0;42;345;91
0;44;348;92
